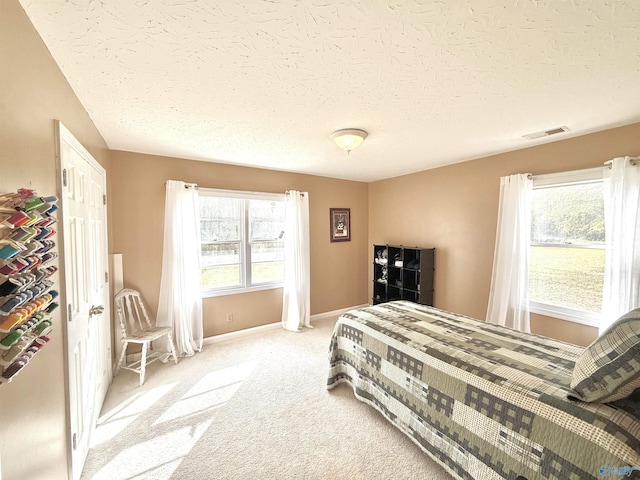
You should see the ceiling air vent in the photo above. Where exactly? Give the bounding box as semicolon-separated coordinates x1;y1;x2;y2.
523;126;570;140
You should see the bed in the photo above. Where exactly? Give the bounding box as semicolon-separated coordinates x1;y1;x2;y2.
327;301;640;480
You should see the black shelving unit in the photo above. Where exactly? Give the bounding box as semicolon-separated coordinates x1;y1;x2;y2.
372;244;434;306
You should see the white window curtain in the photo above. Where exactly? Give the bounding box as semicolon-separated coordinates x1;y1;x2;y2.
156;180;203;356
601;156;640;333
486;174;533;332
281;190;311;332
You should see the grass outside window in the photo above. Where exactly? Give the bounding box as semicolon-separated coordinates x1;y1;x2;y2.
202;262;284;289
529;246;604;313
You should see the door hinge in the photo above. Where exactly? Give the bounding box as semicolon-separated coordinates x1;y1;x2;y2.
67;303;72;321
62;168;68;187
105;271;109;283
103;194;106;205
72;432;77;450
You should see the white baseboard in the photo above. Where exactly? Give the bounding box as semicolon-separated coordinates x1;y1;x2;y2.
124;304;368;362
309;303;368;322
202;303;368;346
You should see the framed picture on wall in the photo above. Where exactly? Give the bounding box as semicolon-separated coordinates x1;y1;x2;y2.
330;208;350;242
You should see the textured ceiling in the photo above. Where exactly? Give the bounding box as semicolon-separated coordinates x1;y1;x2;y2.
19;0;640;182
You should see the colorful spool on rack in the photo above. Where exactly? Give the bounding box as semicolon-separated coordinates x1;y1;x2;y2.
0;189;58;384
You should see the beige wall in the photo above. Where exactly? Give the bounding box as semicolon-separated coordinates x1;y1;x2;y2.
110;151;369;336
369;122;640;346
5;0;640;476
0;1;111;479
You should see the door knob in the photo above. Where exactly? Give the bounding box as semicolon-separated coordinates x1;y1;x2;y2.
89;305;104;316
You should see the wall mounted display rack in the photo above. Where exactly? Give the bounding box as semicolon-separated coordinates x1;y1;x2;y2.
0;189;59;384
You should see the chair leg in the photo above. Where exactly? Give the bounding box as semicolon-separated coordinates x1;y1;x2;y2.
116;341;128;374
139;342;148;386
167;333;178;365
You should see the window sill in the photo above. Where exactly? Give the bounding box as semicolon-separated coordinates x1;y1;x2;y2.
202;282;283;298
529;301;601;328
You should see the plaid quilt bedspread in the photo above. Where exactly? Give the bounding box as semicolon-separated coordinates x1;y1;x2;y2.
326;301;640;480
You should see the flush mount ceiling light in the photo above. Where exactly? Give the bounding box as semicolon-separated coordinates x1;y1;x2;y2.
330;128;368;153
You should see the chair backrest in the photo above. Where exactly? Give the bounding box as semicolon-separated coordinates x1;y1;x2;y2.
114;288;153;336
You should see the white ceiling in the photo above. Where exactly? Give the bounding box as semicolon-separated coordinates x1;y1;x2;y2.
19;0;640;182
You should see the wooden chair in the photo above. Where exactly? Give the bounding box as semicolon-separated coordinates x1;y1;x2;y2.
114;288;178;386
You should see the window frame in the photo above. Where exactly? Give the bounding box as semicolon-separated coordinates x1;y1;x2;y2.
199;188;285;298
529;167;604;327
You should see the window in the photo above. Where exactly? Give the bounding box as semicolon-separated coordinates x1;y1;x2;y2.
199;189;285;296
529;168;604;326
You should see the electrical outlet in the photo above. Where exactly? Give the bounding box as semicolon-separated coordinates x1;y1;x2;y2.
226;313;233;323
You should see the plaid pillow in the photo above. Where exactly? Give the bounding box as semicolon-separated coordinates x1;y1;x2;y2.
569;308;640;403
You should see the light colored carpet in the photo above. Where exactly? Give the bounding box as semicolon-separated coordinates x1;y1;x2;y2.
81;315;454;480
